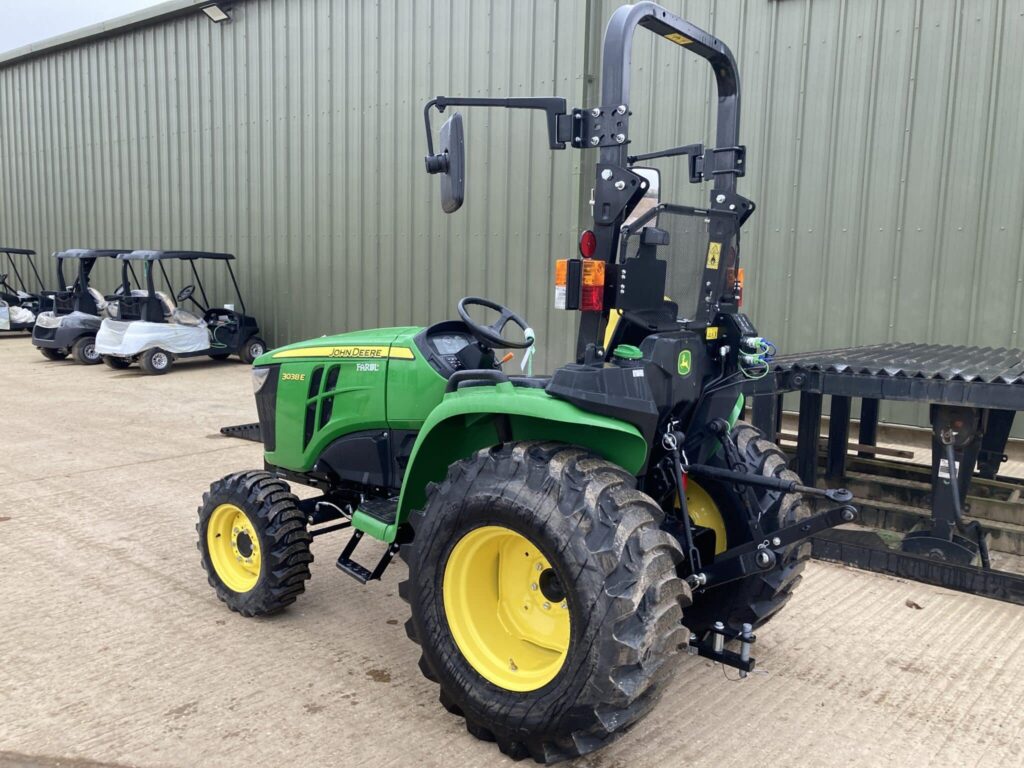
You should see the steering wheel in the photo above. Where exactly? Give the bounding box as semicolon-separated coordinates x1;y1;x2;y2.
457;296;534;350
114;284;126;296
176;284;196;303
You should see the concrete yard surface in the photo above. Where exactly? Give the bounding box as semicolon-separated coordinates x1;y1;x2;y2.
1;336;1022;768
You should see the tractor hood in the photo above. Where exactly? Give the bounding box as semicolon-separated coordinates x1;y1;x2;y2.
256;326;422;365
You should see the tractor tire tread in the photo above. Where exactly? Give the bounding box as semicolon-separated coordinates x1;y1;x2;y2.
400;441;691;763
196;470;312;617
685;420;813;636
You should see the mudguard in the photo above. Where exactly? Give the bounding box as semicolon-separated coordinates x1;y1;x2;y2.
363;382;649;542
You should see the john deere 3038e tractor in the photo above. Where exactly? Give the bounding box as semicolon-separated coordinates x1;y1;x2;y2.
198;3;856;761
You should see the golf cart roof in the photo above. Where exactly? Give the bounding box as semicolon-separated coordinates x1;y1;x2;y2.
55;249;127;260
119;250;235;261
0;246;36;255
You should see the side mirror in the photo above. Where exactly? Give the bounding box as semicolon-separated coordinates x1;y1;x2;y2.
425;112;466;214
625;167;661;225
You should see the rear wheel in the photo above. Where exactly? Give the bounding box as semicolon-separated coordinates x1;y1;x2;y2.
139;348;173;375
197;470;313;616
683;421;812;636
39;347;67;361
71;336;101;365
401;442;690;763
103;355;131;370
239;336;267;364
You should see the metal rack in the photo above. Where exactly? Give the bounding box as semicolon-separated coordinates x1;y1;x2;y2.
744;342;1024;605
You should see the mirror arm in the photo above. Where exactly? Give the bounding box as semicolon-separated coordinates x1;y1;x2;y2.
627;142;703;165
424;96;569;162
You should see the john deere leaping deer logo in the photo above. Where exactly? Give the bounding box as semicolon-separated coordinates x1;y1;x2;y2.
677;350;692;376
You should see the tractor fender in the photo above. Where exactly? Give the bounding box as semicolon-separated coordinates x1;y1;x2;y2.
387;382;648;541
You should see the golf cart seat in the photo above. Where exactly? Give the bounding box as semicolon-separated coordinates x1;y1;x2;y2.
172;308;204;326
154;291;176;317
87;287;108;313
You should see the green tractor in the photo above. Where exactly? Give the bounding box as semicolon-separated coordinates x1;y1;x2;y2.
197;3;856;762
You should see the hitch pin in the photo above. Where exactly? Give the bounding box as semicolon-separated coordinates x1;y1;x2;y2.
712;621;725;654
739;622;753;679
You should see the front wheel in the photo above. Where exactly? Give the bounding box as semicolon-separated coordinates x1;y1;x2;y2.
401;442;690;763
139;348;173;375
197;471;313;616
239;336;267;364
39;347;67;361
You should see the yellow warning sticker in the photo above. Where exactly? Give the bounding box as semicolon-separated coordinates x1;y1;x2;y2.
706;242;722;269
665;32;693;46
706;326;720;340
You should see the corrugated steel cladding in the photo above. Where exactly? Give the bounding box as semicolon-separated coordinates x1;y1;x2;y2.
2;0;1023;428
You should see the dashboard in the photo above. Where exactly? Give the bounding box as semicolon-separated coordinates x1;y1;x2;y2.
415;320;490;377
432;332;471;357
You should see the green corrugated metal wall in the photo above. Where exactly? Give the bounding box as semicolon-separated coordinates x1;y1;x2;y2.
0;0;592;371
2;0;1023;427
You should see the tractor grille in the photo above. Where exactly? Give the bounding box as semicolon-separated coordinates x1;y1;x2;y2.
302;363;342;450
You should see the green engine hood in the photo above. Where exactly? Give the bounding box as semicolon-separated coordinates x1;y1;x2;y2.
255;326;422;365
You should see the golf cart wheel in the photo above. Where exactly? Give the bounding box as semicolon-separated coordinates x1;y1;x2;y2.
71;336;101;365
239;336;267;364
139;348;173;375
39;347;67;361
208;351;231;360
683;421;812;637
103;355;131;370
197;470;313;617
401;442;691;763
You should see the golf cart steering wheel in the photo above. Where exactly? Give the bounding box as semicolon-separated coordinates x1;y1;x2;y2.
457;296;534;350
176;284;196;304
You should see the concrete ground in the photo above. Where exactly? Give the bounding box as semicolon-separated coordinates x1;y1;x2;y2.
1;335;1022;768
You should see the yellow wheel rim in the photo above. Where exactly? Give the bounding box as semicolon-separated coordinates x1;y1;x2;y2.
684;480;728;555
206;503;262;593
443;526;570;692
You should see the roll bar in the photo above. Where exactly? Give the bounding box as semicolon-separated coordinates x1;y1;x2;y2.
599;2;742;194
422;3;751;362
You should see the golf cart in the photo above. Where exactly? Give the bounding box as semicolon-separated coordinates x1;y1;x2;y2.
32;249;136;363
197;3;858;762
0;246;46;333
95;250;265;374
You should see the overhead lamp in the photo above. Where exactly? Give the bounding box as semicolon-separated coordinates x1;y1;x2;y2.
201;4;231;23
